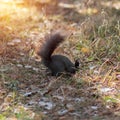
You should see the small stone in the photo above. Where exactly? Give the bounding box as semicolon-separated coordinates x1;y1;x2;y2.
91;106;98;110
66;103;75;112
58;109;68;116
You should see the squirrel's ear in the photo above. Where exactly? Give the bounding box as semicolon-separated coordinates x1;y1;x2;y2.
75;59;79;68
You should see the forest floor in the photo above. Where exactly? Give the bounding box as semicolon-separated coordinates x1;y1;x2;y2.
0;0;120;120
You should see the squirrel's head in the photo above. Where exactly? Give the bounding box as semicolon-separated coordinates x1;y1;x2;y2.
75;59;79;68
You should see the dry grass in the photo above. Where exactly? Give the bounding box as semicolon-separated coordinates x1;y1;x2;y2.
0;0;120;119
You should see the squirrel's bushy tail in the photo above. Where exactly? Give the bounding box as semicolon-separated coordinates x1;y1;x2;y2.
38;32;65;62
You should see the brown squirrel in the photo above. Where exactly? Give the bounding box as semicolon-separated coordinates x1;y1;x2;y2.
38;32;79;76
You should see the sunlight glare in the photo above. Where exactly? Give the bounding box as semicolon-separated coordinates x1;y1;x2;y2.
0;0;15;3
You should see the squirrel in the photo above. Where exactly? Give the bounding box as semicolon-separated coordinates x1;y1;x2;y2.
38;32;79;76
